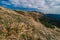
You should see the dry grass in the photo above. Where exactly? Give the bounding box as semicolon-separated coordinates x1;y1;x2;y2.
0;6;60;40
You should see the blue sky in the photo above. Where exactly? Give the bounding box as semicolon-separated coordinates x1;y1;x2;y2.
0;0;60;14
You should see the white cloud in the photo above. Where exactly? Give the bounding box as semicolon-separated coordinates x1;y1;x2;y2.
9;0;47;8
46;6;60;14
1;0;60;14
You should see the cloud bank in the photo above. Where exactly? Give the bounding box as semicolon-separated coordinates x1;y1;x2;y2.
1;0;60;14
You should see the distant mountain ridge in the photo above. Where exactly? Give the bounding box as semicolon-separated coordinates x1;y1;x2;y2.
43;14;60;28
45;14;60;21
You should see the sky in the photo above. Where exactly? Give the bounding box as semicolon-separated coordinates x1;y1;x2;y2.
0;0;60;14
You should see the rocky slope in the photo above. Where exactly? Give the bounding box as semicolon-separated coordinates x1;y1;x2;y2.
0;6;60;40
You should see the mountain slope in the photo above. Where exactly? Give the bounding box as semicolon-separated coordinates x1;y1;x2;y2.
0;6;60;40
44;14;60;28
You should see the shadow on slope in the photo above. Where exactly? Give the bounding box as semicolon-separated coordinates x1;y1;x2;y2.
39;14;60;28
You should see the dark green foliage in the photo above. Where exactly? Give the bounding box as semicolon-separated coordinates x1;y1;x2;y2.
39;16;55;29
0;8;2;10
21;34;27;40
14;10;25;15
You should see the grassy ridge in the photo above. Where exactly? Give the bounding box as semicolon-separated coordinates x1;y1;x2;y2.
0;7;60;40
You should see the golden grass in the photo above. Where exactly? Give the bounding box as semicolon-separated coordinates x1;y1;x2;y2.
0;7;60;40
